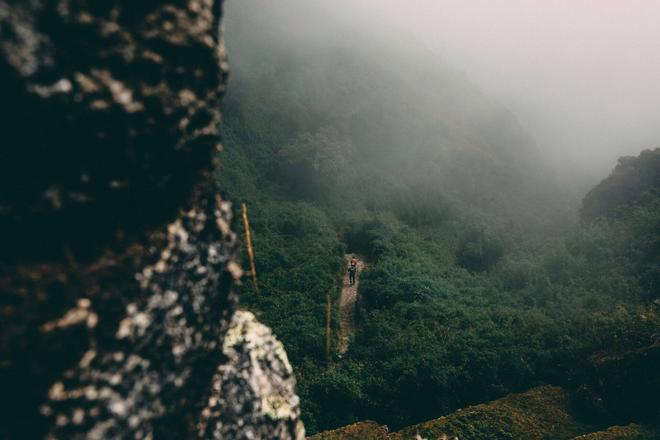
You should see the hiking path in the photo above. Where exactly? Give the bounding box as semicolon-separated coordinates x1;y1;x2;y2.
338;255;365;355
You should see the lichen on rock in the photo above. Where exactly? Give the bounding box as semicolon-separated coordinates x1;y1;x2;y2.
200;311;305;440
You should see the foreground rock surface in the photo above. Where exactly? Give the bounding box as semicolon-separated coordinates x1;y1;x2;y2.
309;421;389;440
310;386;598;440
202;311;305;439
0;0;303;438
573;424;659;440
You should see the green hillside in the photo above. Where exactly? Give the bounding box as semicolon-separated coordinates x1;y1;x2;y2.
219;1;660;435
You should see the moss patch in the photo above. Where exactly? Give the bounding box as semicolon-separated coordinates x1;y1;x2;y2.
308;421;389;440
389;386;596;440
572;424;659;440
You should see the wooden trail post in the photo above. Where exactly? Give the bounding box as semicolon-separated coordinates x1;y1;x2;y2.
325;294;332;364
241;203;260;296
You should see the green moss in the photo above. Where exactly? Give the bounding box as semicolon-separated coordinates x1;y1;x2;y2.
389;386;595;440
308;421;389;440
572;424;660;440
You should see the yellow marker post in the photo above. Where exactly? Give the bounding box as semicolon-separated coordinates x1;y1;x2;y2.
325;294;332;364
241;203;260;296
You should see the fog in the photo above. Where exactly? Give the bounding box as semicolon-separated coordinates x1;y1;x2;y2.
225;0;660;186
354;0;660;183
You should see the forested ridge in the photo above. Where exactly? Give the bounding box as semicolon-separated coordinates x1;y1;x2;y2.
219;1;660;437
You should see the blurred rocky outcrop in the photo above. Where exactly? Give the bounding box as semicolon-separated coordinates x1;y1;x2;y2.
307;421;389;440
0;0;303;438
200;311;305;439
310;386;599;440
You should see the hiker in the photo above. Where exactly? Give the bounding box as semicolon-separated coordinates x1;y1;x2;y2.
350;256;358;268
348;261;357;286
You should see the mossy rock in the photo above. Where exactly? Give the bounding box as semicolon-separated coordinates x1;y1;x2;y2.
308;421;389;440
572;424;660;440
390;386;596;440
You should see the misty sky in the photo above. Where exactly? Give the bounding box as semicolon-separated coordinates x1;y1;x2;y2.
358;0;660;182
227;0;660;183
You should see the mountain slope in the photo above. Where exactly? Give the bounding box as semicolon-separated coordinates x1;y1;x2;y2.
222;0;566;231
219;1;660;435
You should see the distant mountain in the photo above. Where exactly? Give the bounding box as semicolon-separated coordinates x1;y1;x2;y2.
223;0;565;229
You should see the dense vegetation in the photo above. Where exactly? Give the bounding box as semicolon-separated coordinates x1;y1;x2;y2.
219;1;660;435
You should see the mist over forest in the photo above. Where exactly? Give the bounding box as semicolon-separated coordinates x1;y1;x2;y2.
228;0;660;186
332;0;660;185
220;0;660;437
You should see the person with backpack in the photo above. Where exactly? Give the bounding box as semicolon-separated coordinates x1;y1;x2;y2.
348;257;358;286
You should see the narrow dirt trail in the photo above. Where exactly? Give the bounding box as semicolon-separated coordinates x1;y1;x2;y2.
338;255;365;355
